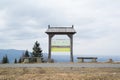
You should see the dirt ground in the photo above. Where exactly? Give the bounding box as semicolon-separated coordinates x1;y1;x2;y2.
0;67;120;80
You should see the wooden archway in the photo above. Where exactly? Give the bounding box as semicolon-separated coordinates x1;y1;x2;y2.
45;25;76;62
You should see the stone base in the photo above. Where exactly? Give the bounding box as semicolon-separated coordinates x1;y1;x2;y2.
37;58;42;63
107;59;113;63
47;59;54;63
23;59;29;63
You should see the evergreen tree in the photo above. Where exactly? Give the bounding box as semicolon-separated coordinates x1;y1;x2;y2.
2;55;9;63
5;55;9;63
14;58;17;63
18;58;22;63
24;50;29;57
32;41;43;61
2;56;5;63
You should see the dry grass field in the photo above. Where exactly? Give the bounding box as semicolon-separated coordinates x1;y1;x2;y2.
0;67;120;80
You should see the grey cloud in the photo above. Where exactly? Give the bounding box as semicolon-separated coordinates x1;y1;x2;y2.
2;27;46;40
0;0;120;55
0;38;11;43
3;0;95;28
13;32;40;40
76;28;108;40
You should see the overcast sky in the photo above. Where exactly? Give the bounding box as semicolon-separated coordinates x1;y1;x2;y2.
0;0;120;56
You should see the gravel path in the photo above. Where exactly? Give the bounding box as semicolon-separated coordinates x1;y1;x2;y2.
0;63;120;68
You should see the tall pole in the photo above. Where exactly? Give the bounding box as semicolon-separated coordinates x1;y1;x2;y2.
68;34;74;62
70;35;73;62
48;35;51;62
48;34;54;62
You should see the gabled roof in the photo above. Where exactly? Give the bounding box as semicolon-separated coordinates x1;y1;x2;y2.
45;25;76;34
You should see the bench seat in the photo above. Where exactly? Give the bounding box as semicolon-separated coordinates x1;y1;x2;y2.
77;57;97;62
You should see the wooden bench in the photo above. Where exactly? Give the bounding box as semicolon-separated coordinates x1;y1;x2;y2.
77;57;97;63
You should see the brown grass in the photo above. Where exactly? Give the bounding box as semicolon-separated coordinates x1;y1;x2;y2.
0;67;120;80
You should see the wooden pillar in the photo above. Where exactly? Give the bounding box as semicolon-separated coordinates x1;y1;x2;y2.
68;34;74;62
92;58;97;62
81;58;84;62
48;34;54;62
71;35;73;62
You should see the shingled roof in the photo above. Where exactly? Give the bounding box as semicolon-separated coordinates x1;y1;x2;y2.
45;25;76;34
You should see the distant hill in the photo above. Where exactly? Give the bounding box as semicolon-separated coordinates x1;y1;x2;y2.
0;49;25;63
0;49;72;63
0;49;120;63
0;49;48;63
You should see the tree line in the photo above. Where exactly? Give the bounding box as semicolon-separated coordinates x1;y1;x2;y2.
1;41;44;64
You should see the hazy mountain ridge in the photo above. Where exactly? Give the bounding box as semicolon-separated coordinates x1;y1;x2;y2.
0;49;120;63
0;49;25;63
0;49;48;63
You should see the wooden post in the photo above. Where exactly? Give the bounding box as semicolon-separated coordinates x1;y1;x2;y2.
71;35;73;62
48;35;51;62
81;58;84;62
68;34;74;62
48;34;54;62
92;58;97;62
78;58;84;63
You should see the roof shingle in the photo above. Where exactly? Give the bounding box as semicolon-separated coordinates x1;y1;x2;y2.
45;26;76;34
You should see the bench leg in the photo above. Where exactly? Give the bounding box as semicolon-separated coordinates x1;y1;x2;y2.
92;59;97;62
78;59;84;63
80;59;84;62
